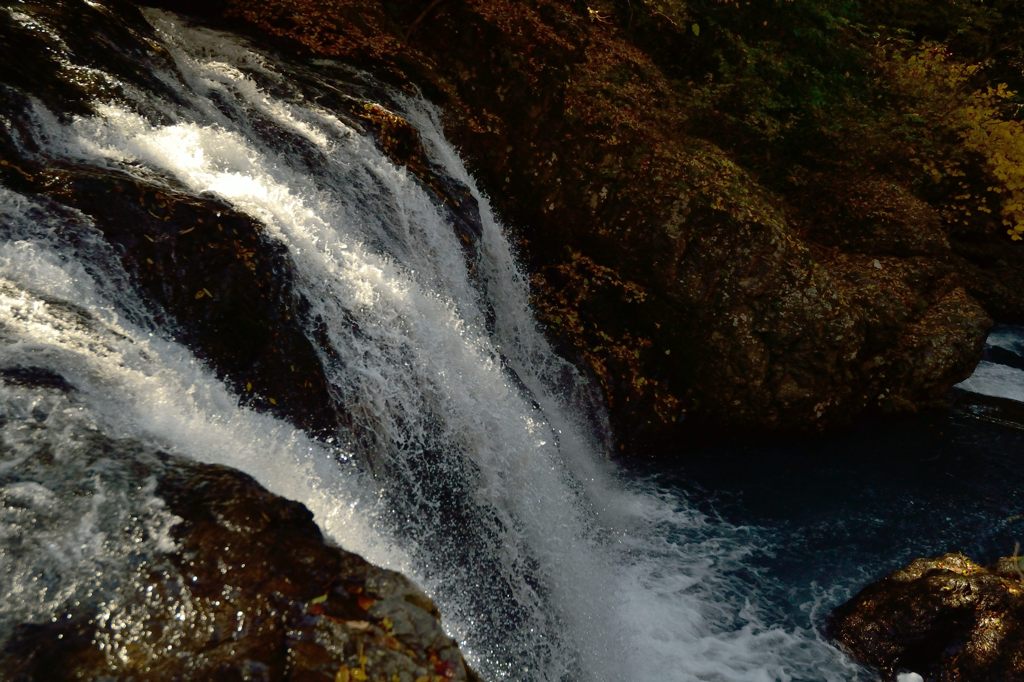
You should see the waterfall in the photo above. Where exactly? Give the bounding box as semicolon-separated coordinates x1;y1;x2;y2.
0;5;866;680
956;325;1024;404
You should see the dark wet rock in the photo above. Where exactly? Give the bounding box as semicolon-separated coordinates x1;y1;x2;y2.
0;435;478;682
0;366;76;392
952;389;1024;430
829;553;1024;682
38;164;342;435
0;0;186;119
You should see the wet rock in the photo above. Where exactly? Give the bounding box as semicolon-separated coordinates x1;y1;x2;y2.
0;434;478;681
951;389;1024;431
0;366;76;392
829;553;1024;681
39;164;342;435
0;0;186;119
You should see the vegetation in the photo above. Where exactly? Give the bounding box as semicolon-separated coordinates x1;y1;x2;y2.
612;0;1024;238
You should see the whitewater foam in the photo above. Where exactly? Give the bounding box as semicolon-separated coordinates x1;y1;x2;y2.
958;361;1024;403
957;325;1024;404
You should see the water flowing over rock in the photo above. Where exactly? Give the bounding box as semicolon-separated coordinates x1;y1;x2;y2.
0;388;477;681
137;0;1014;454
829;553;1024;681
52;166;343;434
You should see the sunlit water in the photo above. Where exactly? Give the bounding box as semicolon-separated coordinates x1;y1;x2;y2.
0;4;936;680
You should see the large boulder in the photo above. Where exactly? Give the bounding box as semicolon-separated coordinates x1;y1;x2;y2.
829;553;1024;681
0;377;477;680
141;0;1007;454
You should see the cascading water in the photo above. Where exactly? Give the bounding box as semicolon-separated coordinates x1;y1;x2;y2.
0;4;869;680
956;325;1024;405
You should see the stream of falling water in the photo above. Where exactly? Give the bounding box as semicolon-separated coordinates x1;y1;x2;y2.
0;6;867;680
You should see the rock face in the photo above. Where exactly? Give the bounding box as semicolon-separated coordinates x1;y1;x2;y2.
829;553;1024;681
3;1;1012;456
0;419;478;681
142;0;1012;454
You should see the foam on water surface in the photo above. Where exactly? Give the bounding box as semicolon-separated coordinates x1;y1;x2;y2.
986;326;1024;357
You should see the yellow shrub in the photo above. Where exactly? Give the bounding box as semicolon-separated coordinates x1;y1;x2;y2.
961;88;1024;239
881;43;1024;239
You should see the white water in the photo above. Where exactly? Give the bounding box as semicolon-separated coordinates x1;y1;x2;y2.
957;326;1024;403
986;326;1024;357
0;7;864;680
957;361;1024;403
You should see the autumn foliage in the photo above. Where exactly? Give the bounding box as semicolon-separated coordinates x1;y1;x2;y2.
617;0;1024;240
878;43;1024;239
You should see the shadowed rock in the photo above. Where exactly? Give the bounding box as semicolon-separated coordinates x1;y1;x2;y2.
41;164;343;436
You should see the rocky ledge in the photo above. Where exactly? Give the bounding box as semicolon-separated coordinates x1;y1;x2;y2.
0;411;477;675
829;553;1024;681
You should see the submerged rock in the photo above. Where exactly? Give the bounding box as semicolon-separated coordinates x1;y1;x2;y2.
829;553;1024;681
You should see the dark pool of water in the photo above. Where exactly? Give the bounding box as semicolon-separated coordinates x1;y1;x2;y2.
634;403;1024;633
